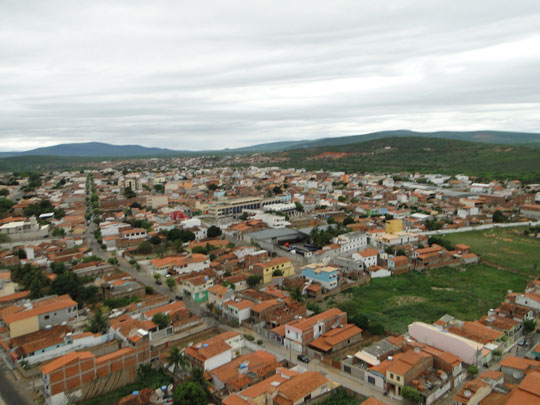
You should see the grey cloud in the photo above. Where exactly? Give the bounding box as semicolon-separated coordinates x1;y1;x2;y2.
1;0;540;151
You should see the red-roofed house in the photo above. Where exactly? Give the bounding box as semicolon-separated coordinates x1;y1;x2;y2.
184;331;244;371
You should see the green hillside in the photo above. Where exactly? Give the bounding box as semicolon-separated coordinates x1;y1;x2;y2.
273;137;540;182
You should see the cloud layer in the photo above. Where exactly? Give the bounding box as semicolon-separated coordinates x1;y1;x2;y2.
1;0;540;151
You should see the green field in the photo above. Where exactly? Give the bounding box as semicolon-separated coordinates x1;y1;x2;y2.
337;264;527;334
441;227;540;275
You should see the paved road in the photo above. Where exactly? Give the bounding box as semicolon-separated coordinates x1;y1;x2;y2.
0;362;32;405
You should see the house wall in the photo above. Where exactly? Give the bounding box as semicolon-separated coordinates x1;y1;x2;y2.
516;295;540;311
370;269;392;278
205;350;232;371
38;306;76;329
409;322;482;365
364;370;386;391
24;333;114;365
9;316;39;338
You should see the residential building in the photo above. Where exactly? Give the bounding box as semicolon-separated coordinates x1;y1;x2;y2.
0;295;78;338
252;257;294;284
284;308;347;352
40;330;150;405
301;263;339;290
223;299;254;325
184;331;243;371
210;350;280;392
182;275;214;302
208;285;234;310
308;323;363;356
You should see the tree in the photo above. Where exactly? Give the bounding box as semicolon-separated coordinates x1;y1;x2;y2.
401;386;421;403
524;319;537;333
153;184;165;193
51;227;65;237
294;202;304;212
208;183;218;191
0;198;14;216
343;216;354;226
173;382;207;405
369;323;385;336
396;249;407;256
207;225;222;238
492;210;507;223
136;241;153;255
150;235;162;245
107;257;119;265
350;313;369;330
290;286;303;302
123;187;136;199
247;275;262;288
492;349;502;360
166;277;176;291
272;186;283;195
272;269;283;277
89;307;109;333
168;228;195;243
468;365;479;377
152;312;171;329
166;346;186;375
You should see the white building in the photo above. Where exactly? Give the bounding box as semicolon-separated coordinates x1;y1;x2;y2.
333;231;368;253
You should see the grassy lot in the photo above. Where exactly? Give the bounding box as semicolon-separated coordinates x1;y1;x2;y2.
441;227;540;275
337;264;527;334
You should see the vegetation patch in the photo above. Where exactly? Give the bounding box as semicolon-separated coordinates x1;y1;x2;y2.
339;264;527;334
441;227;540;275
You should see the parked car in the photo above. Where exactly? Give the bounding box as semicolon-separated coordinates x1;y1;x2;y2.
156;280;162;285
518;339;527;347
297;354;310;363
175;295;183;301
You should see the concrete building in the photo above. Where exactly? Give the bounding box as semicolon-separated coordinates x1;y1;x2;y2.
408;322;483;366
0;295;78;338
184;331;244;371
252;257;294;285
301;263;339;290
40;330;150;405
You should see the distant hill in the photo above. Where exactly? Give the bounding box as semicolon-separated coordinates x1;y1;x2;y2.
230;130;540;152
1;130;539;158
272;136;540;183
0;142;180;158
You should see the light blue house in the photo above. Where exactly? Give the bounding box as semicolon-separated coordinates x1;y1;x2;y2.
301;263;339;290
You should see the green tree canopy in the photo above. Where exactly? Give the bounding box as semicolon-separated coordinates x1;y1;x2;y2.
173;382;207;405
88;307;109;333
247;275;262;288
152;312;171;329
207;225;222;238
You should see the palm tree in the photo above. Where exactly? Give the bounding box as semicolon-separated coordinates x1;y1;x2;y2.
166;346;186;375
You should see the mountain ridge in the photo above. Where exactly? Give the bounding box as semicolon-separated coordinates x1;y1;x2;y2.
1;130;540;157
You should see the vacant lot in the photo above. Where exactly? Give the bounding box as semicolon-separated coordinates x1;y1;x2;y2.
441;227;540;275
337;264;527;334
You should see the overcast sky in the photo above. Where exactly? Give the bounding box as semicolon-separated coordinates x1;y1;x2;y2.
1;0;540;151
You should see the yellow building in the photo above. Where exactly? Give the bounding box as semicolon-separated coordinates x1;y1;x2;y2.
252;257;294;284
385;219;403;234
